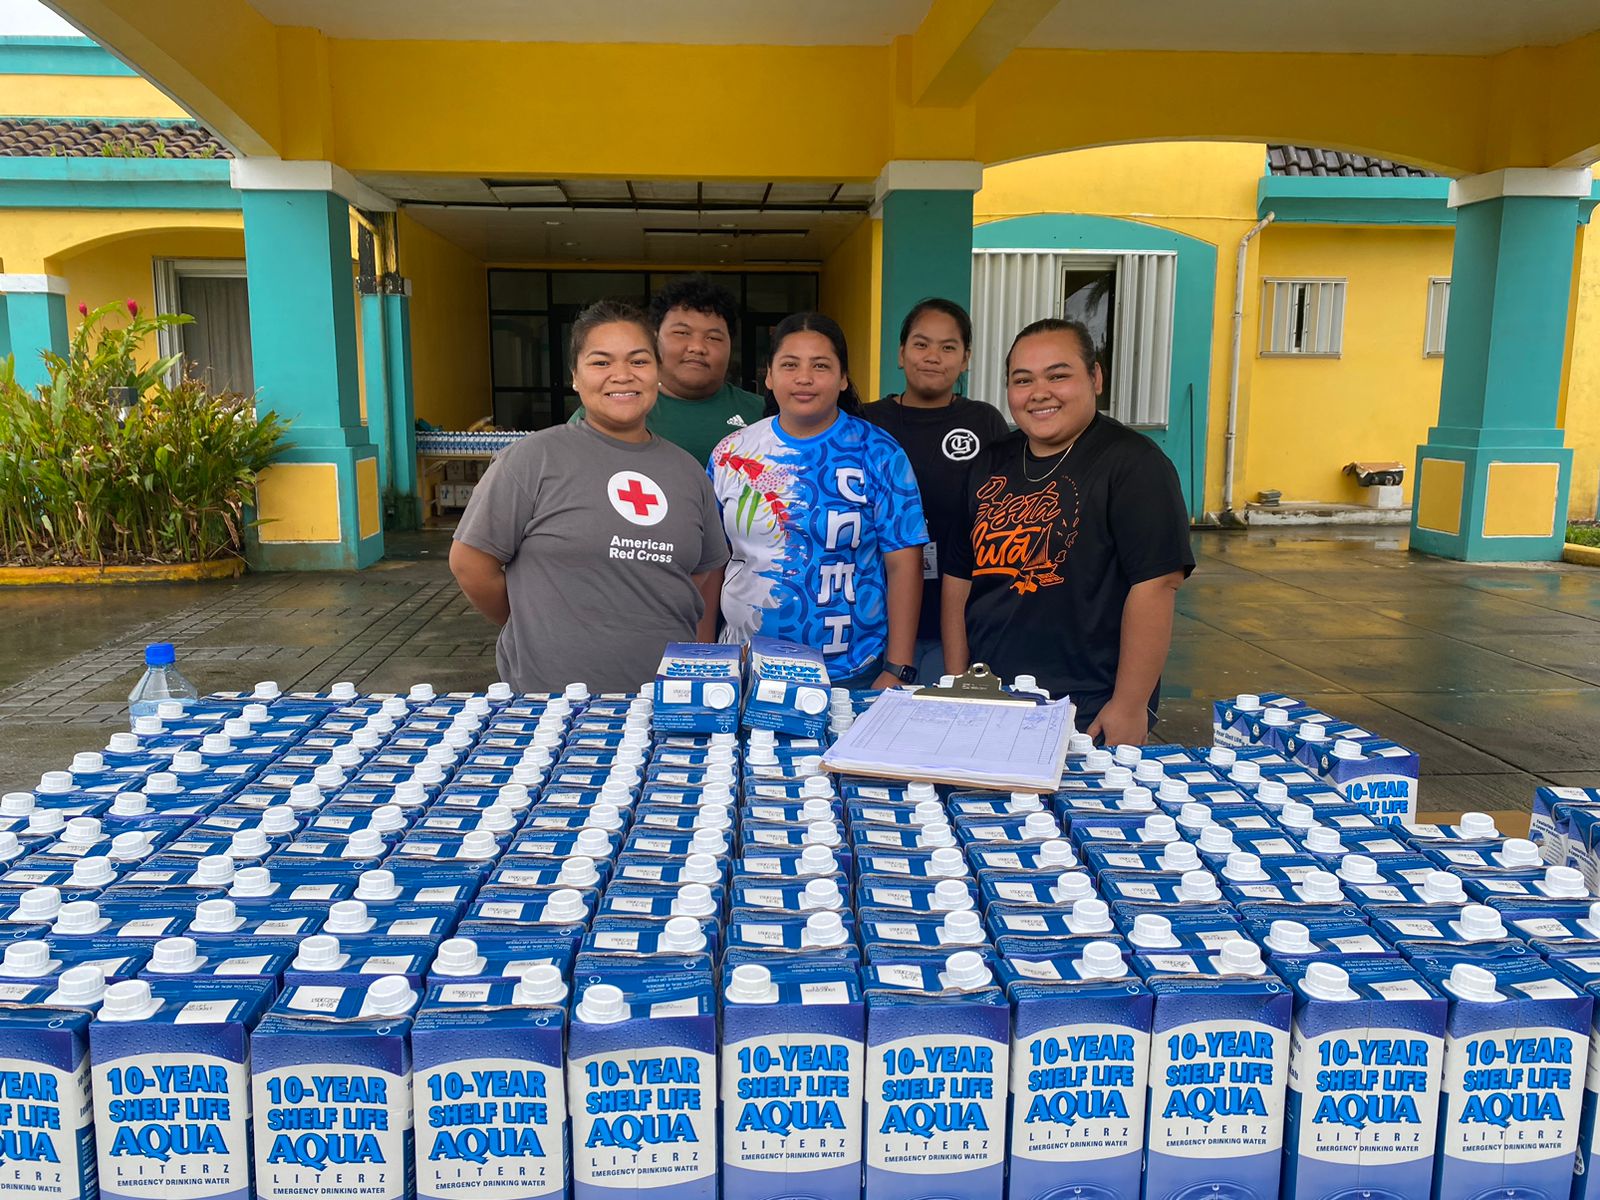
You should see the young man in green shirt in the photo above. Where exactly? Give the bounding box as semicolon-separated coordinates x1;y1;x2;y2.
570;276;765;465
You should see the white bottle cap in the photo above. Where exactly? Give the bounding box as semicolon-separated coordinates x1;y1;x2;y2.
549;856;596;888
562;682;589;703
410;762;445;786
230;867;274;898
171;751;205;774
363;975;417;1016
727;963;779;1004
70;751;105;774
27;810;66;836
692;805;731;834
1158;841;1201;872
1299;722;1328;742
191;855;235;886
131;716;164;736
495;783;531;807
1234;694;1262;711
582;804;624;833
478;806;518;834
190;898;241;933
1303;962;1358;1000
327;681;358;702
943;950;991;989
672;883;717;918
1261;709;1290;729
916;822;956;848
149;937;202;974
930;878;973;911
242;703;272;723
342;828;385;858
1457;904;1506;941
1066;733;1096;756
803;877;844;910
1083;749;1114;773
1229;761;1262;785
904;782;938;806
1207;746;1237;768
1218;939;1266;976
929;846;968;877
1446;962;1502;1002
1545;866;1588;899
156;701;187;720
106;732;141;754
1101;766;1135;791
108;831;151;862
1036;840;1075;868
1139;814;1179;844
37;771;74;797
312;763;347;791
1498;839;1541;868
1176;803;1213;832
323;900;373;934
1265;920;1313;954
54;901;103;934
1198;828;1238;857
1332;739;1364;761
660;915;706;952
794;687;829;715
259;807;299;835
798;845;837;876
909;800;946;826
288;783;324;810
433;938;487;976
676;853;718;885
1;940;52;976
110;792;151;817
697;781;733;807
16;887;62;921
702;682;737;710
365;712;397;734
354;869;400;901
1073;940;1125;979
576;983;629;1023
61;817;103;847
1256;780;1290;806
293;935;348;971
799;797;836;824
940;910;985;945
68;857;115;887
1134;761;1167;784
796;755;825;777
690;829;728;856
100;978;163;1020
1222;852;1267;882
1120;786;1156;811
1179;871;1222;902
1302;826;1343;854
802;821;838;847
745;742;778;766
0;792;33;818
513;964;568;1006
1131;914;1179;948
0;831;18;861
1338;854;1381;884
1068;898;1112;934
1023;812;1061;841
748;728;777;745
1279;802;1315;831
1300;871;1344;903
402;683;435;704
440;729;472;751
50;963;106;1006
1052;872;1096;903
803;910;849;947
1421;871;1467;904
1158;779;1192;804
249;680;280;700
459;830;501;861
487;682;513;702
227;828;269;859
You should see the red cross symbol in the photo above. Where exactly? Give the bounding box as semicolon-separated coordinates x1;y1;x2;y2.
616;478;660;517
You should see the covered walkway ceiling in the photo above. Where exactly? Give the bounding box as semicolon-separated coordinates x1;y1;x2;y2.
43;0;1600;184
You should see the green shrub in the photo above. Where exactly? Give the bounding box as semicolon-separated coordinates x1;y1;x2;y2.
1568;524;1600;548
0;301;290;566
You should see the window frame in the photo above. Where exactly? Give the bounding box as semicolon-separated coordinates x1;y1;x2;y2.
1423;276;1450;358
1259;276;1347;359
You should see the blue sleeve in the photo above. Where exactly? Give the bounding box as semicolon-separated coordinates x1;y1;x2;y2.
870;434;928;553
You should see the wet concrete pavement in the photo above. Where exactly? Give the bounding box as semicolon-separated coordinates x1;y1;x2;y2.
2;525;1595;828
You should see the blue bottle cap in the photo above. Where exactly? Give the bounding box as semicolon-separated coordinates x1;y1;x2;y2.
145;643;176;666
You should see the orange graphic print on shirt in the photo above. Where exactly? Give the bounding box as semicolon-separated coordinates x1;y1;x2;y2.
970;474;1079;594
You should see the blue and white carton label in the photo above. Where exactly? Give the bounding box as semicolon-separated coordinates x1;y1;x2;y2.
0;995;95;1200
652;644;742;735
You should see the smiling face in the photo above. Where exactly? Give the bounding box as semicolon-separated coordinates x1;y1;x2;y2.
766;329;847;436
898;309;970;404
1005;328;1102;455
573;321;659;442
656;306;732;401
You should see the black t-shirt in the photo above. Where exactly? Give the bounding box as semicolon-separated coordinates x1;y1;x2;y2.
860;395;1012;640
943;414;1195;720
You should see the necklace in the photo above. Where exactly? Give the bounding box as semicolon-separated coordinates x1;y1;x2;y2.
1022;435;1079;484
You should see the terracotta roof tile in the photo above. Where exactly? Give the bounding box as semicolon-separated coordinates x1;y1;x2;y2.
0;118;231;159
1268;145;1436;178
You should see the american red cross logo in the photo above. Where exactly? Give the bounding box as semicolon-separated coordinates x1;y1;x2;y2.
606;470;669;527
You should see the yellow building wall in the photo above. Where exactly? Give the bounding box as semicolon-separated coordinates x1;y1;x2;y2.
975;142;1268;515
398;209;490;430
0;73;188;119
1565;221;1600;521
820;216;882;403
1246;225;1452;506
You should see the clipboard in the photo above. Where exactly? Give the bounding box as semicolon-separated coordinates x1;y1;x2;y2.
819;664;1075;792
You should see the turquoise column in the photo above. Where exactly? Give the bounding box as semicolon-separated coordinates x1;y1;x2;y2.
876;161;981;397
237;185;384;570
383;285;420;524
359;288;393;491
1410;169;1588;561
0;275;70;393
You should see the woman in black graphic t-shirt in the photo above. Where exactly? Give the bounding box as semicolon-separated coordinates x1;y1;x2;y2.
940;318;1194;745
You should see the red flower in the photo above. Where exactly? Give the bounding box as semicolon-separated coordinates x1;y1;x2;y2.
126;299;139;316
77;303;88;316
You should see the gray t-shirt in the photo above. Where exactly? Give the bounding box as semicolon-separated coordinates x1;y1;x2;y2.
453;421;730;693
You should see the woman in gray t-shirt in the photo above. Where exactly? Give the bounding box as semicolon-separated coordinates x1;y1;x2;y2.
451;301;730;693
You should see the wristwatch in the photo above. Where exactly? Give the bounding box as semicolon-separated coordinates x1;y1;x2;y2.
883;661;918;683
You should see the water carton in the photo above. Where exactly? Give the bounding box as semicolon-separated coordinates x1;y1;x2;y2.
250;977;419;1200
720;962;864;1200
1137;943;1293;1200
410;971;570;1200
652;644;742;735
1212;693;1304;748
1408;953;1592;1200
1278;956;1446;1200
89;977;273;1200
861;953;1010;1200
743;638;831;738
566;973;717;1200
1308;739;1420;827
1000;944;1152;1200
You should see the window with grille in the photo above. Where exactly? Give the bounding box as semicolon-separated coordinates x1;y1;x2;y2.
970;248;1176;427
1260;278;1345;356
1423;277;1450;357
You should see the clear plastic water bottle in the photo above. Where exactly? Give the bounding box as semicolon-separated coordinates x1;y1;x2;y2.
128;643;198;719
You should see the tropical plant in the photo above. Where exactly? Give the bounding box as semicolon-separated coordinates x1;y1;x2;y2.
0;301;289;566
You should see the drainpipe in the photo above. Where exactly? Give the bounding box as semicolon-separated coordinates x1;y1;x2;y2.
1221;211;1274;525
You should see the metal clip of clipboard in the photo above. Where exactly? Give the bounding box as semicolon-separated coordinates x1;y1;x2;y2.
912;663;1041;706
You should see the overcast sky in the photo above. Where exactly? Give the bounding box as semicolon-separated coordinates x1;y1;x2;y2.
0;0;81;35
